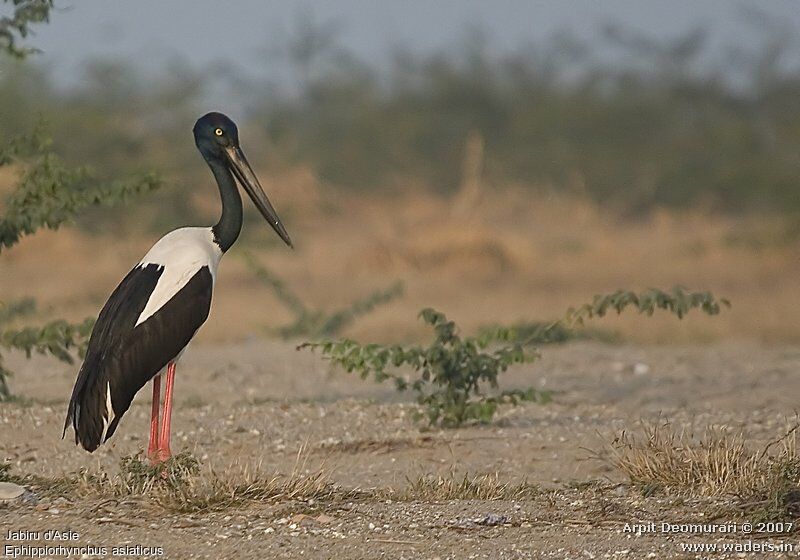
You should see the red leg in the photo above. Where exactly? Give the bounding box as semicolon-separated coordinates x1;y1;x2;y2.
157;361;176;462
147;374;161;462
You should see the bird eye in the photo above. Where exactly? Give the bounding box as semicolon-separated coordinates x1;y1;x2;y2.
214;128;224;137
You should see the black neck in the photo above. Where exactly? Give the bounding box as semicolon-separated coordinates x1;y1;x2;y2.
209;159;242;252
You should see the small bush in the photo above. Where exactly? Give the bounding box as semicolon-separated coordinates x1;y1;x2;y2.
302;287;729;428
302;308;548;428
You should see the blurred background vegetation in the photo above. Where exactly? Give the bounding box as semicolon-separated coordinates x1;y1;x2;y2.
1;11;799;227
1;3;799;348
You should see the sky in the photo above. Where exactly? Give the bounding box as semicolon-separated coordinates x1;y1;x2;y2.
18;0;800;88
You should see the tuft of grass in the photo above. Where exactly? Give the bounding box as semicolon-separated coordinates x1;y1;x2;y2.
0;462;89;498
394;471;539;502
96;448;334;513
601;420;800;521
155;460;334;513
117;451;201;494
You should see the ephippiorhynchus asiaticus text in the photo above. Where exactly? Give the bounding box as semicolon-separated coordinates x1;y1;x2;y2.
63;112;292;463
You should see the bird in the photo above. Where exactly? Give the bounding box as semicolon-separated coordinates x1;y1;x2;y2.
63;112;292;463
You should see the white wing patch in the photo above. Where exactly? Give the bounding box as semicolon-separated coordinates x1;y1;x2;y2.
135;227;222;327
100;382;115;443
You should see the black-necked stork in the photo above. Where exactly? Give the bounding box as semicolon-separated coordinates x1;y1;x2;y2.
62;112;292;463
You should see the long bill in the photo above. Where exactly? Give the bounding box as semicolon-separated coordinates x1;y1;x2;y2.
224;145;293;248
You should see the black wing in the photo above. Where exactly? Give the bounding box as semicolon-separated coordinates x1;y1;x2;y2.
63;263;212;451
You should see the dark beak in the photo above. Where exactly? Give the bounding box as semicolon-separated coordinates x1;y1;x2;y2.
224;145;292;248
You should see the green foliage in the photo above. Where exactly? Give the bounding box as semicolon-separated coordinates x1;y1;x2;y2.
0;297;35;324
0;2;159;401
0;310;94;400
477;321;619;346
0;298;36;398
564;287;730;326
0;127;161;252
0;0;53;58
302;287;729;428
301;308;549;428
0;130;159;399
1;317;94;362
243;252;404;339
476;288;728;351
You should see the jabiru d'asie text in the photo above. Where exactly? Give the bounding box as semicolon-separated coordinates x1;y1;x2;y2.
63;112;292;464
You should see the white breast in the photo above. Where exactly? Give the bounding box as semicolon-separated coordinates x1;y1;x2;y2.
135;227;223;326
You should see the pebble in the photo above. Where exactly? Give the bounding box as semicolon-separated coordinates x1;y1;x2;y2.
0;481;25;501
476;513;508;526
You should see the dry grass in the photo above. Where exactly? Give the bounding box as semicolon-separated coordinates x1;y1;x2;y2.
3;181;798;345
151;465;333;514
113;451;201;495
17;447;336;514
127;448;333;513
393;471;539;502
8;454;539;512
602;420;800;520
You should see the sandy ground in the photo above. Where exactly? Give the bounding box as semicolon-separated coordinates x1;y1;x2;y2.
2;174;800;558
2;339;799;559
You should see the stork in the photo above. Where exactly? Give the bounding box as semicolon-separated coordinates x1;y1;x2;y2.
63;112;292;463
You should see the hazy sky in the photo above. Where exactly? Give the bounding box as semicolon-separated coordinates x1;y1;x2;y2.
21;1;800;85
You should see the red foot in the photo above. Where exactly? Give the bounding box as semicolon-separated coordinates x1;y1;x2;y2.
148;447;172;466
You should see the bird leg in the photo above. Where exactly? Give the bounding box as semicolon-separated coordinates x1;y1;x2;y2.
155;361;177;463
147;374;162;463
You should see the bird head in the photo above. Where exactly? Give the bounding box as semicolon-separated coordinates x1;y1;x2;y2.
194;112;292;248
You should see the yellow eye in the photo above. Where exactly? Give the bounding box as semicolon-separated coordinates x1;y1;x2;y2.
214;128;224;136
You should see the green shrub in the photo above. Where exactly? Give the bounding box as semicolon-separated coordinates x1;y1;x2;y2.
302;287;730;428
302;308;548;428
0;0;53;58
0;127;159;399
